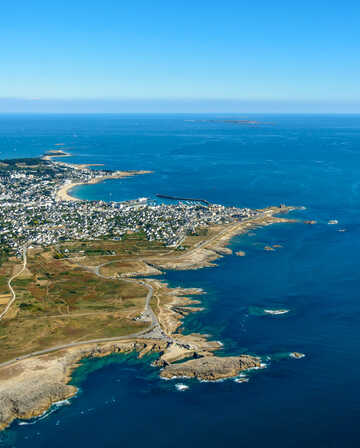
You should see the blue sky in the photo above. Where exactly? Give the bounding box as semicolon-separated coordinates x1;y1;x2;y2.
1;0;360;112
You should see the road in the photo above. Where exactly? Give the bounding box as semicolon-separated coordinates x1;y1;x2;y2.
0;256;172;370
0;215;269;369
0;247;27;321
0;326;162;369
91;262;169;339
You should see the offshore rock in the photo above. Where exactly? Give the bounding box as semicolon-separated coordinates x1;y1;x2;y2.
160;355;261;381
235;250;246;256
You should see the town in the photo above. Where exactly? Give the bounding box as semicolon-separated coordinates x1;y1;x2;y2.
0;156;257;256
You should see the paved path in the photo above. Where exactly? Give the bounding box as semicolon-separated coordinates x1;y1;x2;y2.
0;216;258;369
91;262;171;341
0;256;173;370
0;208;291;371
0;247;27;321
0;326;160;369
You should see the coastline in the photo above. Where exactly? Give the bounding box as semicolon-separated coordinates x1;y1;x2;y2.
41;150;153;202
56;170;153;202
0;205;302;430
146;207;299;271
0;339;175;431
41;150;72;161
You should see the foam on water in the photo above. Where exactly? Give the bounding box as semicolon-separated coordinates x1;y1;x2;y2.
263;309;290;315
161;375;191;381
246;362;268;372
175;383;189;391
17;399;71;426
289;352;306;359
234;377;249;383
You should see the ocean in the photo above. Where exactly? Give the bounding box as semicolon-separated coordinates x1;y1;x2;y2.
1;114;360;447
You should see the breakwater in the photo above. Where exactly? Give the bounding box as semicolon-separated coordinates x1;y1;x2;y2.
156;194;211;205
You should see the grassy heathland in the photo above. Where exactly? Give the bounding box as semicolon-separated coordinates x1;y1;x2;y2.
0;234;167;363
0;224;233;363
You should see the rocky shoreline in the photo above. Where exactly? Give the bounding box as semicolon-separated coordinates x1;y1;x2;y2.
0;205;303;430
0;339;262;430
0;341;166;431
160;355;262;381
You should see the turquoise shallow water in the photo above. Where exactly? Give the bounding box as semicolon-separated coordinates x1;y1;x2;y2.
1;114;360;447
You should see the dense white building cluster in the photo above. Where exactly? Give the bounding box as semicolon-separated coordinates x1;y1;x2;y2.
0;158;256;255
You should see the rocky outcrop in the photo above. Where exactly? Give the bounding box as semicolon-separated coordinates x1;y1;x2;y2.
160;355;261;381
150;208;299;272
0;381;76;430
289;352;305;359
0;206;302;430
235;251;246;256
0;339;167;430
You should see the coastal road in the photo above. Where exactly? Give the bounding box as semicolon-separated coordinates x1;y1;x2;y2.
0;247;27;321
85;216;268;331
0;252;173;371
0;210;281;370
0;326;162;370
91;261;169;339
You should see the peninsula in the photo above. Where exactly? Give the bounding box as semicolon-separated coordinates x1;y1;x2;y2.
0;151;303;430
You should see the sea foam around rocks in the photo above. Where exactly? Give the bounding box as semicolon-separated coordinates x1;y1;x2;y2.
17;399;71;426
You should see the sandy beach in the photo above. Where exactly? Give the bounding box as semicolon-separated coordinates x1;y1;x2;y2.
43;150;153;201
56;170;153;201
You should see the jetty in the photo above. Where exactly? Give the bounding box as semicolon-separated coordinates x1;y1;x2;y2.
156;194;211;206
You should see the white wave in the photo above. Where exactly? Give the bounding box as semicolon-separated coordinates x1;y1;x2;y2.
234;376;249;383
199;377;226;383
53;399;71;408
160;376;171;381
161;374;192;381
18;409;54;425
263;309;289;315
17;398;71;426
247;362;268;371
175;383;189;391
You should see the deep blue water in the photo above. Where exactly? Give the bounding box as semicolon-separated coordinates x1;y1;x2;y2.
1;114;360;447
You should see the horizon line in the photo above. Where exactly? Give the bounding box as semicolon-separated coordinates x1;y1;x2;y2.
1;111;360;115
